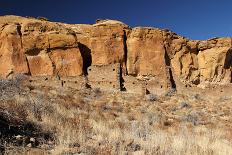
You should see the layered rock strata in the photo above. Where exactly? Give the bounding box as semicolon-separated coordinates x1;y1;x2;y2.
0;15;231;93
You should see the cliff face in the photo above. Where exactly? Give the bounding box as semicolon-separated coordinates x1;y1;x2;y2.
0;15;231;91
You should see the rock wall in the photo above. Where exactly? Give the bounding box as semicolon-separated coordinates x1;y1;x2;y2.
87;63;121;91
168;37;232;88
0;15;232;94
26;76;87;90
0;16;83;78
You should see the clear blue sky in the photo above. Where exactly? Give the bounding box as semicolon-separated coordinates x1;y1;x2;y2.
1;0;232;40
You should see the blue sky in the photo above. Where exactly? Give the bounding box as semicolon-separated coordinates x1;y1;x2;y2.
1;0;231;40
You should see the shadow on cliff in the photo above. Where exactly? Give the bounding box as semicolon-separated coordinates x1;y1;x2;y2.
164;50;176;89
78;43;92;75
224;49;232;83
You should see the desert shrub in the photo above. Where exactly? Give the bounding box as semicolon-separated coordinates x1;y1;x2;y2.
0;74;27;100
192;93;201;100
165;88;176;97
219;96;231;102
183;113;199;125
26;94;54;121
92;88;102;99
145;93;157;102
179;101;191;109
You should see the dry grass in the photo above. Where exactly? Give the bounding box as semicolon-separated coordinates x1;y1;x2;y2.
1;80;232;154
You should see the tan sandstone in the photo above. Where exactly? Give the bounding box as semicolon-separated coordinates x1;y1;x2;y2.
0;15;231;92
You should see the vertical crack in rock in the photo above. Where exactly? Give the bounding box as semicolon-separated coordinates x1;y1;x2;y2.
165;48;176;89
123;30;128;75
161;31;177;89
119;64;126;91
70;30;78;45
78;43;92;75
70;31;91;76
228;38;232;83
231;38;232;83
164;46;176;89
47;48;56;77
16;24;23;48
16;23;32;76
118;29;129;91
47;38;57;76
25;56;32;76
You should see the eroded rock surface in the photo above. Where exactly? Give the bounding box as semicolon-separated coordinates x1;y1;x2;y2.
126;27;172;90
0;15;231;92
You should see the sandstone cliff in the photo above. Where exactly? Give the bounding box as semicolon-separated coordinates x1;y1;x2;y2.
0;15;231;92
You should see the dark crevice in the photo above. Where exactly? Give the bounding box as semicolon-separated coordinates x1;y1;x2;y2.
78;43;92;75
6;71;14;78
25;56;31;76
119;64;126;91
169;68;176;89
25;48;41;56
224;47;232;83
164;48;171;66
164;46;176;89
16;24;23;49
47;48;56;76
123;30;128;75
16;24;22;37
70;30;78;45
224;47;232;70
162;31;176;89
47;38;57;77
